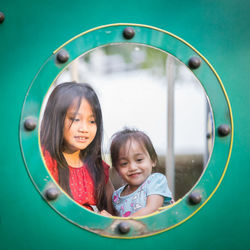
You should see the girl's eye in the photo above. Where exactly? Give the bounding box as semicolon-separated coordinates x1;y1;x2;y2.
70;117;80;122
90;120;96;124
120;162;128;167
136;158;143;162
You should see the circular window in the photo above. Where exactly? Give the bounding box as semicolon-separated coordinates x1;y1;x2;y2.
20;23;233;238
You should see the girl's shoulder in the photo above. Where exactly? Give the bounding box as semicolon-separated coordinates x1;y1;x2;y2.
102;160;110;183
115;185;126;194
113;185;126;197
42;147;59;182
146;173;166;183
145;173;173;200
102;160;110;170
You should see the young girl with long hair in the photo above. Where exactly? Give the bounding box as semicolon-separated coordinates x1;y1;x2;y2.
40;82;114;213
101;128;173;217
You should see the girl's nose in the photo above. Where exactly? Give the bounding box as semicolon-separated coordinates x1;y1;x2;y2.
128;162;137;171
78;121;88;132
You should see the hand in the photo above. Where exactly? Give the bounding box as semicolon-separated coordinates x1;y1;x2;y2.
100;210;113;217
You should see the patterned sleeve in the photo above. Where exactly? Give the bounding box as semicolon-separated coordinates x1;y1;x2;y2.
146;173;173;205
42;149;59;183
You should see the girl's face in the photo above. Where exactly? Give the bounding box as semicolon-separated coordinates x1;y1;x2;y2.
116;139;155;192
63;98;97;153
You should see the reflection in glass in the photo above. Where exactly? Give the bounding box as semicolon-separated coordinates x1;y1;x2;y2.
42;43;214;200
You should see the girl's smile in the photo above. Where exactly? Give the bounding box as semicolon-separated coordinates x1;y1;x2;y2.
63;98;97;154
74;136;89;142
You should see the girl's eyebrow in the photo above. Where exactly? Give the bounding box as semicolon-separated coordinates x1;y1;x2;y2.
67;111;79;116
118;153;144;160
67;112;95;118
118;157;128;161
134;153;144;156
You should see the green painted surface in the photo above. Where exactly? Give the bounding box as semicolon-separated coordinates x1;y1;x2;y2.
0;0;249;249
20;23;232;238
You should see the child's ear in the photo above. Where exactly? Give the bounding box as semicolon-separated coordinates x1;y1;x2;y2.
152;161;156;167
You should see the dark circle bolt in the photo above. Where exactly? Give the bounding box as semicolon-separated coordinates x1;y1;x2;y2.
188;56;201;69
24;117;37;131
188;191;202;205
123;27;135;39
56;49;69;63
218;124;231;137
206;133;212;139
45;187;59;201
118;222;130;234
0;12;5;24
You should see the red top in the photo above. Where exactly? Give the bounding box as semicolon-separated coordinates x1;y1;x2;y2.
43;149;109;209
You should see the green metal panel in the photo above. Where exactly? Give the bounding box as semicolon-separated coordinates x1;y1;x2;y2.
20;23;232;238
0;0;249;249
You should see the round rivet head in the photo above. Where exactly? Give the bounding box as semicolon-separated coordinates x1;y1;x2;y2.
24;117;37;131
188;191;202;205
0;12;5;24
56;49;69;63
45;187;59;201
188;56;201;69
117;222;130;234
218;124;231;137
123;27;135;39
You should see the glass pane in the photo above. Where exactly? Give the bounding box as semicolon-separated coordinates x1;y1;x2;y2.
40;43;214;206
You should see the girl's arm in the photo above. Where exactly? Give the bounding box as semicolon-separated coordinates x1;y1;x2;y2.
130;194;164;217
100;195;164;217
105;179;116;215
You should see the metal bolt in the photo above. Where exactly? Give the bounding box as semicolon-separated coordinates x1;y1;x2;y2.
0;12;5;24
24;117;37;131
188;56;201;69
123;27;135;39
218;124;231;137
206;133;212;139
56;49;69;63
188;191;202;205
45;187;59;201
117;222;130;234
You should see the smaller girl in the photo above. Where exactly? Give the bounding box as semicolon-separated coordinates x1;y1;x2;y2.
102;128;173;217
40;82;114;214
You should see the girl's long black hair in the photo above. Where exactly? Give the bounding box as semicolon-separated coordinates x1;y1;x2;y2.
40;82;107;211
